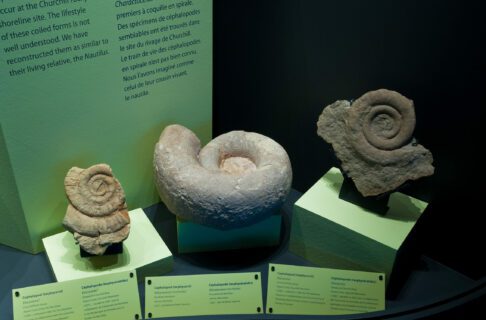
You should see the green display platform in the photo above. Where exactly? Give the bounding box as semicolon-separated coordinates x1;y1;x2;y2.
289;168;428;284
177;214;282;253
43;208;173;282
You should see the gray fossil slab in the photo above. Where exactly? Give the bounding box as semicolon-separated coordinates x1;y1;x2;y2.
317;89;434;197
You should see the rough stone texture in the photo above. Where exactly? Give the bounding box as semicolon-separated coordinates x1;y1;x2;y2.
317;89;434;196
64;165;125;217
221;156;257;174
63;204;129;237
154;124;292;229
74;225;130;256
63;164;130;255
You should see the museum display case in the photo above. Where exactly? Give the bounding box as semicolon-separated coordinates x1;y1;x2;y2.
1;1;484;319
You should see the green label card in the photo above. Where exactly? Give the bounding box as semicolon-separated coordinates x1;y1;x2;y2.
267;264;385;315
145;272;263;318
13;270;141;320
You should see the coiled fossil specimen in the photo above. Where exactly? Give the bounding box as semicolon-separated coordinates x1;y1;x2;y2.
154;124;292;229
318;89;434;196
63;164;130;255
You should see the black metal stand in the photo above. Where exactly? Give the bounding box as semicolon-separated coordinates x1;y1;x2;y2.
80;242;123;258
339;175;390;215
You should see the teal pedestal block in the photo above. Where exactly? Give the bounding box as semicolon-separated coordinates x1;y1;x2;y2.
177;213;282;253
289;168;428;285
43;208;173;282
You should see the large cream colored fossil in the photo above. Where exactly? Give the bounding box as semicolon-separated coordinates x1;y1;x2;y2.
63;164;130;255
154;124;292;229
317;89;434;196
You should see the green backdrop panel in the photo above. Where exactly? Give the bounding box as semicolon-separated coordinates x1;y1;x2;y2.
0;0;212;253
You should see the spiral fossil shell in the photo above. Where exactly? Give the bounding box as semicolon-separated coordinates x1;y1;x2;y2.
65;165;125;216
317;89;434;196
63;164;130;255
153;124;292;229
346;89;417;165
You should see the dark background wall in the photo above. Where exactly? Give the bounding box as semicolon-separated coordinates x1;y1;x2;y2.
213;0;485;279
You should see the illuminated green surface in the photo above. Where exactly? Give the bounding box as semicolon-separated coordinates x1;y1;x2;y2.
42;208;173;282
177;214;281;253
0;1;213;253
267;263;385;315
0;125;32;252
289;167;428;280
13;270;141;320
145;272;263;318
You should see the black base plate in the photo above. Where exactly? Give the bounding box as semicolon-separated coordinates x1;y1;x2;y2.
80;242;123;258
339;175;390;215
